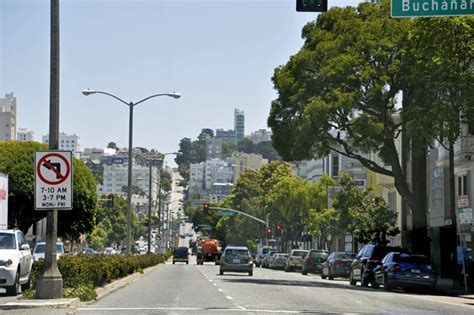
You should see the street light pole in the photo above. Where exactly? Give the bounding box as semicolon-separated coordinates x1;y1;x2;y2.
82;89;181;253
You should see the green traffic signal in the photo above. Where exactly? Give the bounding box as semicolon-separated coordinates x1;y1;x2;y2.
296;0;327;12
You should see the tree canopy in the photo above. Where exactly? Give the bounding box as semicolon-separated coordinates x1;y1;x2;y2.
0;141;97;239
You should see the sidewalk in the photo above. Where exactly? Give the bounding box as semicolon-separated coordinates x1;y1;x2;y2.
0;261;166;310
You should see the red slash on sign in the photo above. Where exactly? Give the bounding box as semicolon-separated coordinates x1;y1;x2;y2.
36;153;71;185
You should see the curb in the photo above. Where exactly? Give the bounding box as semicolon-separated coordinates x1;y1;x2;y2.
0;298;79;310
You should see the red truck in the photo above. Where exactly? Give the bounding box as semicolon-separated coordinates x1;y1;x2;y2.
196;239;222;265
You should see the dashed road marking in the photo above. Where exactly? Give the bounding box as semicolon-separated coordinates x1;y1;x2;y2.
225;295;233;300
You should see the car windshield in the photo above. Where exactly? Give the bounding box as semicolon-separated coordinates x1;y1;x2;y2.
0;233;15;249
34;244;64;254
261;248;271;255
293;251;308;257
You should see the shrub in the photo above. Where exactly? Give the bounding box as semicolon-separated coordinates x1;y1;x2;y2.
29;252;170;301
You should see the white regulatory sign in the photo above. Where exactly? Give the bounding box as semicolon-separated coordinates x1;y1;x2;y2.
35;151;73;210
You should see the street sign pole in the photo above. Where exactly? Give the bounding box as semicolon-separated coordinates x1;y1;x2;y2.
36;0;63;299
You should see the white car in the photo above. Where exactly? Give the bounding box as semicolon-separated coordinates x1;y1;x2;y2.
0;229;34;295
33;241;65;261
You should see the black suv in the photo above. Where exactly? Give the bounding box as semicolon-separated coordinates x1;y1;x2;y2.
173;247;189;264
349;244;408;287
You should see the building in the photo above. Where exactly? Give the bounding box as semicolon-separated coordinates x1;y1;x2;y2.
206;137;223;160
0;92;17;140
249;129;272;144
80;148;105;162
17;128;34;141
42;132;80;155
216;129;235;143
228;151;268;183
234;108;245;144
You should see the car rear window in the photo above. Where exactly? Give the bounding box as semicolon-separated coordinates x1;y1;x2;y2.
34;244;64;254
226;249;249;257
335;253;356;260
310;252;328;259
176;248;188;255
396;254;430;265
373;246;407;258
292;251;308;257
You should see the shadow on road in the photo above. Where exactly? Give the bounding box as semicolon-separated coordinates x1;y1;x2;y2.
220;276;443;297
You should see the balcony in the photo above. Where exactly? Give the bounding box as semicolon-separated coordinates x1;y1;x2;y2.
437;135;474;165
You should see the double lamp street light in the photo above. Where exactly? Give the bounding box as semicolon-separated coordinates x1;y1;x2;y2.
82;89;181;253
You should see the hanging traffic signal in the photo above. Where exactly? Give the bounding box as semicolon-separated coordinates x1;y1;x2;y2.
275;224;282;236
296;0;327;12
202;203;209;214
266;227;272;236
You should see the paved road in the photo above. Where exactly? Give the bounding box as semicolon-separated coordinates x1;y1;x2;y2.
73;256;474;314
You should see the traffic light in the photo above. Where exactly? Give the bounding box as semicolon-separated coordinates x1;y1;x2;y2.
275;224;282;236
296;0;328;12
266;227;272;237
202;203;209;214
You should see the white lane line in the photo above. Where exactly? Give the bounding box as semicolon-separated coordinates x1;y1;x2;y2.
225;295;233;300
213;283;217;286
218;288;224;292
351;299;362;304
77;307;201;311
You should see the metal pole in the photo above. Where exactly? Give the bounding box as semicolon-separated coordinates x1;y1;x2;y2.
36;0;63;299
127;103;134;253
456;213;469;292
147;161;152;254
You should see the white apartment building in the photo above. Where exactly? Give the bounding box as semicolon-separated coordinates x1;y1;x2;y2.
99;161;159;206
0;93;17;140
80;148;105;161
206;137;223;160
248;129;272;144
42;132;80;155
189;163;205;194
17;128;34;141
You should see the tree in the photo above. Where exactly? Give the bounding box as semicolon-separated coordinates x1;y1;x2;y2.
332;173;399;245
107;141;118;151
256;141;282;161
0;141;97;238
236;138;257;153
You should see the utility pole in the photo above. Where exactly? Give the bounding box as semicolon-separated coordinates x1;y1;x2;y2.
36;0;63;299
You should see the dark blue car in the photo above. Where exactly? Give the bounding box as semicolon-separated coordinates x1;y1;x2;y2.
373;252;437;291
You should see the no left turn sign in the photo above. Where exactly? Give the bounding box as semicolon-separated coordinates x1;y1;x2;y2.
35;151;73;210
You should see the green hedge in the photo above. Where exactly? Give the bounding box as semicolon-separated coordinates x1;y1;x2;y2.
32;252;171;289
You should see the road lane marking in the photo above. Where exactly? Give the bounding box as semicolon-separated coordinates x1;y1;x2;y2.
351;299;362;304
225;295;233;300
218;288;223;292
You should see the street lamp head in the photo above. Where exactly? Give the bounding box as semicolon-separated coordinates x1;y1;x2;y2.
167;92;181;99
82;89;96;96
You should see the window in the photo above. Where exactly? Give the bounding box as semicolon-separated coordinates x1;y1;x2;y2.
458;173;468;197
331;154;339;178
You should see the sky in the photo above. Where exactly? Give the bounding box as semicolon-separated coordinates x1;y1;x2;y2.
1;0;362;166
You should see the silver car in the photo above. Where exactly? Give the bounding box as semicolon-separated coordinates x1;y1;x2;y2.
219;246;253;276
0;230;34;295
285;249;309;272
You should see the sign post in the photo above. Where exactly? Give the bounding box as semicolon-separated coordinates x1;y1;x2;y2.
35;151;73;210
456;195;470;292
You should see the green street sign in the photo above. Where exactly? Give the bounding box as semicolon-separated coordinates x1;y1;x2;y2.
391;0;474;18
218;210;235;217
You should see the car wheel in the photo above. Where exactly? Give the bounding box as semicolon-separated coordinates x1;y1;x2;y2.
186;261;189;265
6;269;20;296
384;274;392;291
360;269;369;287
302;269;308;276
349;270;357;286
285;265;290;272
371;277;379;289
219;270;223;275
249;271;253;276
21;274;31;291
173;261;175;264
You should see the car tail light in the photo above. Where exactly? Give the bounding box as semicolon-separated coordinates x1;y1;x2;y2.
391;264;401;273
368;256;380;263
429;269;436;277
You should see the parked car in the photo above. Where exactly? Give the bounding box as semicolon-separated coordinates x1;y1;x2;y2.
262;249;280;268
302;250;329;275
0;229;34;295
373;252;437;291
285;249;309;272
349;244;409;287
173;247;189;264
33;241;65;261
255;246;272;267
269;253;288;270
220;246;253;276
81;248;96;254
321;252;355;279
